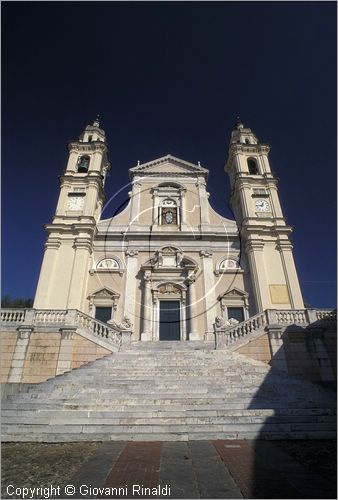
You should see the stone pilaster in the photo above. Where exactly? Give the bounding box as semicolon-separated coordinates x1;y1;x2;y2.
68;237;92;310
267;324;288;373
130;181;142;223
179;188;187;231
141;271;152;340
56;328;76;375
8;326;33;383
200;250;217;339
123;250;139;328
187;277;198;340
276;241;304;309
245;240;270;312
309;329;335;382
196;180;210;229
33;238;61;308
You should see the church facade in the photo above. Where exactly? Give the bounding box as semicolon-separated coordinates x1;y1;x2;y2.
33;118;304;342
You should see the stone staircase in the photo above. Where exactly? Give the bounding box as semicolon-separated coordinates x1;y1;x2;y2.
1;341;336;442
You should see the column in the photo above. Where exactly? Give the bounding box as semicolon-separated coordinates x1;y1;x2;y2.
56;328;76;375
200;250;217;339
123;250;139;330
8;326;33;383
141;271;152;341
187;277;198;340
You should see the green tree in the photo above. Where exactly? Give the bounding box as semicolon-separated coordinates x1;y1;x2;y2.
1;295;33;308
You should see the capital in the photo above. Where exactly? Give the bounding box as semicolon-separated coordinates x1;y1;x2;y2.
125;249;139;257
200;250;213;258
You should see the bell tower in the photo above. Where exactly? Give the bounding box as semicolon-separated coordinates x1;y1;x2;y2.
225;119;304;312
34;118;111;310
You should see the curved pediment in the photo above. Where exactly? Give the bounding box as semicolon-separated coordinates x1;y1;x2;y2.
129;155;209;179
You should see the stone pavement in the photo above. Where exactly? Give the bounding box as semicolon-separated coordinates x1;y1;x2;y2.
62;440;336;499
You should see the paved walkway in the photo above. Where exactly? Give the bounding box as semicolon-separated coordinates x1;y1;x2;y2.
62;440;336;499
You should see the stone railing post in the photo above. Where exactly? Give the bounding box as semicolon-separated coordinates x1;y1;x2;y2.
214;328;229;349
306;309;318;324
120;329;132;345
65;309;77;326
23;309;35;325
56;327;76;375
266;309;277;325
7;326;33;383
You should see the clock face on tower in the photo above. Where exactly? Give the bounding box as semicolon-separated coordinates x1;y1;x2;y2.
67;195;85;211
255;199;270;212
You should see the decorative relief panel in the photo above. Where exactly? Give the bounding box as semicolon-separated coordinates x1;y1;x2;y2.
215;258;241;276
92;257;124;276
97;258;119;269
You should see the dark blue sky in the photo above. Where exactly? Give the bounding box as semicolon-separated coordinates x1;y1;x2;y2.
2;2;337;308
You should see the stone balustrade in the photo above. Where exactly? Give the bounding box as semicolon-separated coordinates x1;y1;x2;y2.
214;308;337;349
0;309;25;323
34;310;67;324
316;309;337;322
0;308;126;349
75;311;122;347
215;311;267;349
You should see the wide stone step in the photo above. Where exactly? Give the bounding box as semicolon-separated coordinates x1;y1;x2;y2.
2;343;335;442
2;422;336;442
3;413;336;426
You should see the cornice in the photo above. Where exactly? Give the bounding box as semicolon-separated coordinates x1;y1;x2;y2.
129;155;209;179
228;143;271;155
68;142;107;154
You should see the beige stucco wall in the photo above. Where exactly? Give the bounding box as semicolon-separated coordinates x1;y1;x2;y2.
22;332;61;383
71;334;111;370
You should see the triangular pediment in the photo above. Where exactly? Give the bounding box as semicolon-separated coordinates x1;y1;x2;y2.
218;288;249;300
129;155;209;179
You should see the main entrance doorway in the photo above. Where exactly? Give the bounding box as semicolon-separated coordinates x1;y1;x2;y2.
159;301;180;340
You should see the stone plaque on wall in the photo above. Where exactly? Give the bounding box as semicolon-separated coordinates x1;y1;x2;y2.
269;284;290;304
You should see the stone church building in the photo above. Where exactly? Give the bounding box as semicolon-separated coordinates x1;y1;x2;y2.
1;118;336;442
33;118;304;342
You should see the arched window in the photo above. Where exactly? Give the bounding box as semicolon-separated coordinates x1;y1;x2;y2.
245;138;250;144
160;199;178;225
77;155;90;173
247;158;258;175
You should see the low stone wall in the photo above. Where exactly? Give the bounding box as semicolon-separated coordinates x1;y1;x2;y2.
1;328;111;384
236;334;272;365
233;327;336;382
